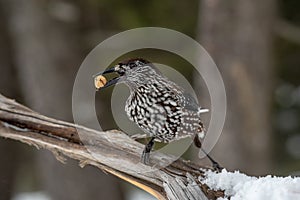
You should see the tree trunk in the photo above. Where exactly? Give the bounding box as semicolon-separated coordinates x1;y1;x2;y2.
197;0;276;174
0;3;22;199
3;0;124;199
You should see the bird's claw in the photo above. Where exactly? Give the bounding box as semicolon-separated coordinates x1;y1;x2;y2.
141;150;150;165
213;162;223;172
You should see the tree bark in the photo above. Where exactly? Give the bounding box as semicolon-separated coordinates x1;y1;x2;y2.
2;0;123;199
0;3;23;199
197;0;276;174
0;94;224;200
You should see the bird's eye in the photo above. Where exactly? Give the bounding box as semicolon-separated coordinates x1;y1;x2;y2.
116;66;126;75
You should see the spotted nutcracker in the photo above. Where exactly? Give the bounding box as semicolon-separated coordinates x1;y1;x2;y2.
94;58;221;169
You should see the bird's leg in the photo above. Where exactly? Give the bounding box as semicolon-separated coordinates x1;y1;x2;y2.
200;148;223;172
194;135;223;171
141;137;155;165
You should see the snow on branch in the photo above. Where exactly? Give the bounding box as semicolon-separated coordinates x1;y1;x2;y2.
201;169;300;200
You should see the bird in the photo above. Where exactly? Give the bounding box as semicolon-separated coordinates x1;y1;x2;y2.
94;58;221;170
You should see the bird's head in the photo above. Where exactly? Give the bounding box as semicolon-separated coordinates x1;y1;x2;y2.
114;58;150;75
94;58;159;90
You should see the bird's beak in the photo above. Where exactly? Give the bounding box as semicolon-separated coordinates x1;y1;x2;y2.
93;67;120;91
93;67;116;77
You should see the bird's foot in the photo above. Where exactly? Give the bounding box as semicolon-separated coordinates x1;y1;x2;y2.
212;161;223;172
141;137;155;165
141;150;150;165
200;148;223;172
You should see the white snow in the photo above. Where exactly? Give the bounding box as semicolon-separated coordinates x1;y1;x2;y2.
200;169;300;200
13;192;51;200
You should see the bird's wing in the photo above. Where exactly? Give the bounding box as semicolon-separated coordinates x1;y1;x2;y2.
182;92;200;111
162;75;203;112
181;92;209;116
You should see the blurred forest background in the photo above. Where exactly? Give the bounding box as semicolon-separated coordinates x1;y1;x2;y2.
0;0;300;199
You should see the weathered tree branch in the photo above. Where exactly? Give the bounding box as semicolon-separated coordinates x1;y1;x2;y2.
0;94;223;200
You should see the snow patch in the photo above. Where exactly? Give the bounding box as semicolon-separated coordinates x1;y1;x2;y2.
200;169;300;200
13;191;51;200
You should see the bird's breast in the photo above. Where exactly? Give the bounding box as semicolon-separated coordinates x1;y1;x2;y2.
124;85;203;142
